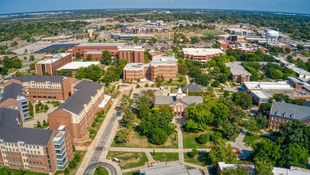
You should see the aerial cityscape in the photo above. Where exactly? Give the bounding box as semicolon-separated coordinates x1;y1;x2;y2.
0;1;310;175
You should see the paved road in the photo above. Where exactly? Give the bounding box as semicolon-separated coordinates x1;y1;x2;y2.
84;162;118;175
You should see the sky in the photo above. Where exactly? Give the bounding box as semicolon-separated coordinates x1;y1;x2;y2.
0;0;309;14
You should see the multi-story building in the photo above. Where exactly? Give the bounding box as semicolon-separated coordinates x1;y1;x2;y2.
0;108;72;174
182;48;224;62
123;56;178;81
268;101;310;130
48;80;111;146
0;83;30;121
225;62;251;83
4;75;78;101
67;43;125;59
119;46;144;63
36;53;73;75
155;88;203;115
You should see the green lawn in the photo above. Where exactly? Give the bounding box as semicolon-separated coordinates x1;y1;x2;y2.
112;129;178;148
152;152;179;162
184;152;211;166
243;132;266;147
182;132;206;148
107;152;148;169
94;166;109;175
0;168;47;175
123;171;139;175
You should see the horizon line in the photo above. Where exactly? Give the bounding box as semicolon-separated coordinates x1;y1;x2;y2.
1;7;310;16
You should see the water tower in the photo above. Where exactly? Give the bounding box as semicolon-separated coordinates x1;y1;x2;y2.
266;30;280;45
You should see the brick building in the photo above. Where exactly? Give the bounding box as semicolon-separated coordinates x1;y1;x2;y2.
0;83;30;122
0;108;72;173
67;43;145;63
182;48;224;62
67;43;124;60
225;62;251;83
119;46;144;63
4;76;78;102
36;53;73;75
123;56;178;81
48;80;111;146
268;101;310;130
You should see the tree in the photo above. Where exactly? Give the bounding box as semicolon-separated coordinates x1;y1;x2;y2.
195;134;210;144
75;52;82;60
209;140;237;163
188;147;198;158
122;110;135;128
231;92;252;109
190;36;200;44
280;143;309;168
115;129;128;144
101;50;112;65
36;121;42;128
253;140;281;166
222;122;239;139
255;160;273;175
211;80;220;87
278;120;310;152
75;64;103;82
222;167;248;175
211;103;230;126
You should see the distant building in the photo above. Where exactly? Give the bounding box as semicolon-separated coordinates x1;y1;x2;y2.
226;28;255;36
155;88;203;114
4;75;78;102
48;80;111;146
225;62;251;83
139;162;201;175
123;56;178;81
111;33;155;40
182;48;224;62
67;43;145;63
36;53;73;75
269;101;310;130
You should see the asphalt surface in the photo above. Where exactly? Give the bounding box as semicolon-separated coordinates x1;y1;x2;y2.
83;109;121;175
84;162;118;175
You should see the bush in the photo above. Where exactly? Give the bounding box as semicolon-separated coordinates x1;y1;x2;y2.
195;134;210;144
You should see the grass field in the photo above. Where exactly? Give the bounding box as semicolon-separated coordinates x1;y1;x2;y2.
152;152;179;162
112;130;178;148
107;152;148;169
243;132;266;147
123;171;139;175
184;152;211;166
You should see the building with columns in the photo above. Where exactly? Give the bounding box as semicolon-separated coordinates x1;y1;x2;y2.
155;88;203;115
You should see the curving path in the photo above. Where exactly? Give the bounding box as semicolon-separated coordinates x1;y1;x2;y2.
84;161;118;175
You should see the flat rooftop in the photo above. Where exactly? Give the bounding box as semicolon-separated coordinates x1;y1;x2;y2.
225;62;251;76
119;46;144;51
37;53;71;64
58;61;100;70
244;81;293;90
77;42;126;47
151;56;177;66
182;48;224;56
124;63;148;70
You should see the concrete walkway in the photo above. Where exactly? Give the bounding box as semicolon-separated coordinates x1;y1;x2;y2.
183;162;209;175
110;147;210;153
228;129;253;159
122;166;145;173
145;151;154;162
175;116;185;163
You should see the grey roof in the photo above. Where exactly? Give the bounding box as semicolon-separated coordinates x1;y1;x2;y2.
155;95;203;105
0;127;53;145
58;80;103;115
140;162;201;175
13;75;65;83
270;101;310;121
182;82;203;93
0;83;23;103
0;108;20;128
